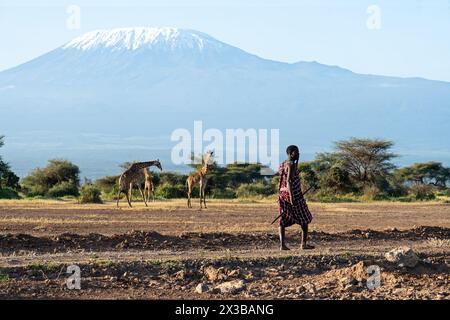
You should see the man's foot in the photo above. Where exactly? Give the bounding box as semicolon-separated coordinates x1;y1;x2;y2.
280;245;290;251
300;244;315;250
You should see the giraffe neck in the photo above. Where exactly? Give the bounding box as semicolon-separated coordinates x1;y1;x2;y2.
134;161;158;171
201;153;212;175
201;163;209;175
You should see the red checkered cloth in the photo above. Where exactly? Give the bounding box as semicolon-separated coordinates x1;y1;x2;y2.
277;160;313;227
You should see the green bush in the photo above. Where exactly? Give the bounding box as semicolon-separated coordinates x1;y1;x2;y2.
47;181;79;197
396;196;414;202
0;187;20;199
311;191;357;203
155;183;185;199
94;175;119;194
361;186;388;201
236;182;275;198
409;184;436;200
79;184;103;204
210;187;236;199
22;159;80;197
441;188;450;197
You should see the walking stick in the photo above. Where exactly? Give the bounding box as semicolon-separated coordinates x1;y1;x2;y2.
270;184;316;225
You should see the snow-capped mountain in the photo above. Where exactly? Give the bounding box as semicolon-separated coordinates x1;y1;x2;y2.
1;27;450;177
63;27;232;52
2;27;267;86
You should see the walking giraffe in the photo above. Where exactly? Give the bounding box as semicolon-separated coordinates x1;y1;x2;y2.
186;151;214;209
116;160;162;208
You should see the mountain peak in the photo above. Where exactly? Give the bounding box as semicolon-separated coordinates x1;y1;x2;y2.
62;27;222;52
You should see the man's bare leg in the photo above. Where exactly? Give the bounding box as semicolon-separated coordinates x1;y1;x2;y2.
279;226;290;250
300;224;314;250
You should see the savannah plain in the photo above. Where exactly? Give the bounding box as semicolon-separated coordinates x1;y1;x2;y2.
0;199;448;299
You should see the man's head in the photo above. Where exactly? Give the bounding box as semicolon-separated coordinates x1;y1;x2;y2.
286;145;300;161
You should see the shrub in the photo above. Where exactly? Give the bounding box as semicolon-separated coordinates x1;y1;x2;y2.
210;187;236;199
0;187;20;199
79;184;103;204
236;182;275;198
94;175;119;194
361;186;388;201
311;189;356;203
155;183;185;199
409;184;436;200
22;159;80;197
47;181;79;197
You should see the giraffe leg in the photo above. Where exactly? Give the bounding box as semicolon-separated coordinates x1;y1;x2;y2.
129;183;133;203
187;191;191;208
187;181;192;208
143;186;148;204
138;184;147;207
199;181;203;210
116;190;121;208
125;190;132;208
203;181;207;209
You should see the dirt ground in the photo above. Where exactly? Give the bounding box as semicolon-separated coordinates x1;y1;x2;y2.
0;199;448;299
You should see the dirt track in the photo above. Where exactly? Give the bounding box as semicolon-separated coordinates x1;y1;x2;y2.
0;199;448;299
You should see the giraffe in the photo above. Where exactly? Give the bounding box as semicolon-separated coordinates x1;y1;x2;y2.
116;160;162;208
128;168;151;207
143;167;155;203
186;150;214;209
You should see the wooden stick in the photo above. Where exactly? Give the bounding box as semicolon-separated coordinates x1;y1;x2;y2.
270;185;315;225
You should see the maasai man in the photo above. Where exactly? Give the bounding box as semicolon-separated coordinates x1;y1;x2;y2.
277;145;314;250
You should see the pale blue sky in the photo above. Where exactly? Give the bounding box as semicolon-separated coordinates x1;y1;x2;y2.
1;0;450;81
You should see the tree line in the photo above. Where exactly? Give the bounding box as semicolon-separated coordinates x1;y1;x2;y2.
1;136;449;202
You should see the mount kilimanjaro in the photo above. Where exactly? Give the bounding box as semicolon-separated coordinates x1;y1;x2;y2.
1;27;450;177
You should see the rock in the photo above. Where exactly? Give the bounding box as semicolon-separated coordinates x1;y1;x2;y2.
203;265;228;282
174;270;186;280
195;283;209;294
349;261;367;282
340;276;358;286
228;269;240;277
295;286;304;294
344;284;357;291
302;283;316;294
214;279;246;294
385;246;419;268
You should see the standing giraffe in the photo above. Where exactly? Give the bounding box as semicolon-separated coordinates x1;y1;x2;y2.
117;160;162;208
128;168;153;207
143;167;155;203
186;151;214;209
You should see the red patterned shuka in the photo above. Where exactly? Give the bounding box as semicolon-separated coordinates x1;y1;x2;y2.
277;160;313;227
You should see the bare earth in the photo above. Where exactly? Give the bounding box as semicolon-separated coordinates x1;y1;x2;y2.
0;199;448;300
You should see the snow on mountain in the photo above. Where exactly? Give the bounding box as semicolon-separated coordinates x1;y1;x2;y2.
62;27;223;52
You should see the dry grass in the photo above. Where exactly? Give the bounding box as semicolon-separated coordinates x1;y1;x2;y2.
0;199;449;236
426;237;450;248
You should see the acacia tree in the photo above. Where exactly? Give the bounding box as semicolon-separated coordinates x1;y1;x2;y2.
22;159;80;197
334;138;397;188
394;162;450;188
0;135;20;190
